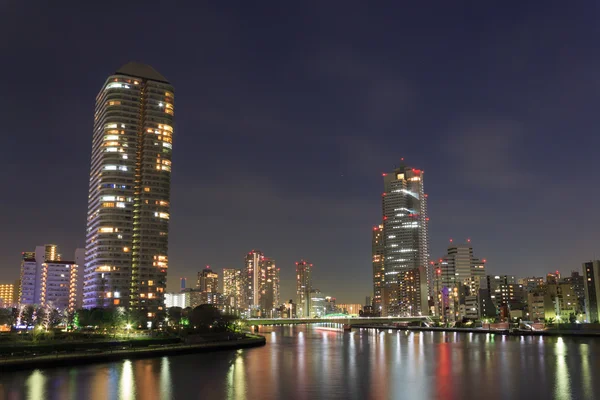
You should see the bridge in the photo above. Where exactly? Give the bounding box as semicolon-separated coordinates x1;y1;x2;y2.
246;316;433;326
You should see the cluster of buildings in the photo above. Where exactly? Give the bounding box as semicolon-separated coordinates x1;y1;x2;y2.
370;163;600;324
164;252;341;319
2;63;599;328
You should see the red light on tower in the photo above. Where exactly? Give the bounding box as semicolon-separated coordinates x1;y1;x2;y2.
482;259;487;263
449;238;453;243
467;238;471;243
382;173;387;177
383;216;388;220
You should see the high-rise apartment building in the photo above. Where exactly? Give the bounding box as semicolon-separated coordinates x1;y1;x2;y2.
197;267;219;293
371;224;384;313
296;260;312;317
583;261;600;323
381;164;429;316
260;258;280;317
19;246;84;311
223;268;242;313
243;250;263;312
84;63;174;321
0;284;14;308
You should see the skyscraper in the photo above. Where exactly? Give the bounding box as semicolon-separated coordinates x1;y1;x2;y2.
381;164;429;316
223;268;242;313
260;258;280;317
84;63;174;321
243;250;263;313
372;224;384;313
197;267;219;293
296;260;312;317
583;260;600;322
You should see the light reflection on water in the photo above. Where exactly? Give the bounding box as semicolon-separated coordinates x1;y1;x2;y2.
1;327;599;400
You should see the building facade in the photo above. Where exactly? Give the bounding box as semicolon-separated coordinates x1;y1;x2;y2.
223;268;242;314
84;63;174;322
433;243;486;322
197;267;219;293
296;260;312;317
381;164;429;316
260;258;280;317
19;246;84;311
371;224;385;313
0;284;14;308
583;261;600;322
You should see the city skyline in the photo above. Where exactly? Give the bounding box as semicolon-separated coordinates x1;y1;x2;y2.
2;3;600;305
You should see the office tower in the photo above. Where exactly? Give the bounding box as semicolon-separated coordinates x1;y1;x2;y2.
381;164;429;316
433;243;486;321
0;284;14;307
260;258;280;317
296;260;312;317
583;261;600;322
372;224;384;313
243;250;263;312
180;277;187;291
197;267;219;293
84;63;174;320
223;268;242;313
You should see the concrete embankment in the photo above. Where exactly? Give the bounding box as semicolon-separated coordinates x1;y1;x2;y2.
0;335;266;372
353;325;600;337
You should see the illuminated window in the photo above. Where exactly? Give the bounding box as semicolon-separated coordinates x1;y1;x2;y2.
158;124;173;132
102;196;116;201
105;82;129;90
123;247;130;252
113;299;120;305
104;135;120;141
105;147;118;152
163;142;172;149
105;123;118;129
148;293;154;299
116;202;126;208
161;165;171;172
165;91;173;98
104;165;117;170
144;187;150;192
148;280;154;286
108;101;121;106
99;227;114;233
102;202;115;208
155;212;169;219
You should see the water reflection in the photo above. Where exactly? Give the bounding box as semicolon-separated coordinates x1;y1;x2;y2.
1;328;599;400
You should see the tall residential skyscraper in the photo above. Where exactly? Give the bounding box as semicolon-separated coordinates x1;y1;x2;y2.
84;63;174;320
0;284;14;308
371;224;384;312
381;164;429;316
223;268;242;313
296;260;312;317
197;267;219;293
243;250;263;313
583;260;600;322
260;258;280;317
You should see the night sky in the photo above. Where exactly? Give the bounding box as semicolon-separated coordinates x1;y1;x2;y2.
1;2;599;304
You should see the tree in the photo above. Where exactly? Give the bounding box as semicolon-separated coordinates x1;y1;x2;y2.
48;308;63;328
20;305;35;329
167;307;183;328
0;308;15;326
569;313;577;324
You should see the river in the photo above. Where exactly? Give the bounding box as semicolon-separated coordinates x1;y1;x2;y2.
0;325;598;400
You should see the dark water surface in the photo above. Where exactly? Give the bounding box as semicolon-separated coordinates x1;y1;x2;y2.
0;325;598;400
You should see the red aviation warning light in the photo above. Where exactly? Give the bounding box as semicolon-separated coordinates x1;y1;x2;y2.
382;173;387;177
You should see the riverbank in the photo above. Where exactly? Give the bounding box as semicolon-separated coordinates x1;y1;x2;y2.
0;334;266;372
353;325;600;337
